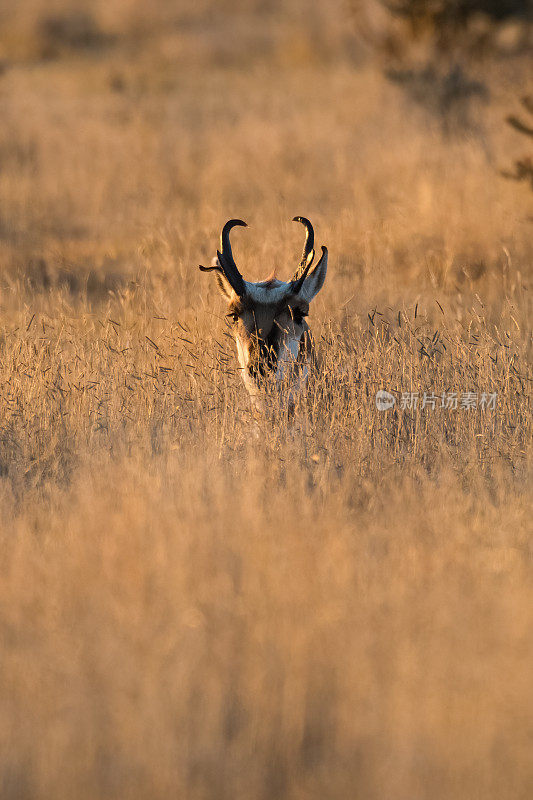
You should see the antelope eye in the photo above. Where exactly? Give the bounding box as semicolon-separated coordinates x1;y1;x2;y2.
226;311;240;323
291;308;307;324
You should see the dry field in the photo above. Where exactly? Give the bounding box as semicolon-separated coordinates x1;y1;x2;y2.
0;2;532;799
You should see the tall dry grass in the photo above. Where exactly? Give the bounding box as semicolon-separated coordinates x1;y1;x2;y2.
0;1;531;798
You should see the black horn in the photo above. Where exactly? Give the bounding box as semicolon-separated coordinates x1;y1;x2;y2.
218;219;247;296
290;258;314;295
292;216;315;281
199;219;247;296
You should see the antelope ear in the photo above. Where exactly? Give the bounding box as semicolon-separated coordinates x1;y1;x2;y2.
210;257;234;299
298;246;328;302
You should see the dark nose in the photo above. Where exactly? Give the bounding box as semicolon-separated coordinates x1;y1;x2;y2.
248;339;277;380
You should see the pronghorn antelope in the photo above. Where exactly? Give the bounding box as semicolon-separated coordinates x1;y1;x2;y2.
199;217;328;413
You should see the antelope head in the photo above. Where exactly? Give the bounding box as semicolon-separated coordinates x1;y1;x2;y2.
199;217;328;406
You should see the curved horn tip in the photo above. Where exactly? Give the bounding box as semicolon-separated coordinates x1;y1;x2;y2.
292;216;311;224
225;219;247;228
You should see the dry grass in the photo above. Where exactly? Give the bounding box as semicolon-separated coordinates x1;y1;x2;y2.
0;2;532;799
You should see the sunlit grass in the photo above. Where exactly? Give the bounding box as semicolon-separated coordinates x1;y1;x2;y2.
0;2;531;798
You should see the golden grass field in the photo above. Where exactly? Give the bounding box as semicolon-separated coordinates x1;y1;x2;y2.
0;2;532;798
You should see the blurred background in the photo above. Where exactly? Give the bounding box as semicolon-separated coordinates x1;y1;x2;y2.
0;0;531;300
0;3;531;800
